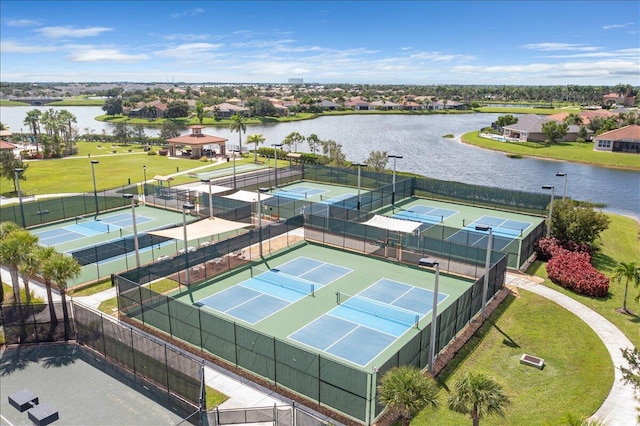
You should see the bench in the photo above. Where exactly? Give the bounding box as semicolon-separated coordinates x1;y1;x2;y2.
8;389;38;412
28;402;59;426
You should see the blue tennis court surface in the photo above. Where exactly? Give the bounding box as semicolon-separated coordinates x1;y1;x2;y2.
446;215;532;250
274;186;327;200
289;278;449;366
198;257;352;324
33;214;155;246
392;205;458;228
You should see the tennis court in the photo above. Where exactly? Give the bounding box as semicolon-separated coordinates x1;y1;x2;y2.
273;186;327;200
447;215;532;251
198;257;352;324
392;204;458;228
289;278;448;366
28;206;196;287
172;243;470;371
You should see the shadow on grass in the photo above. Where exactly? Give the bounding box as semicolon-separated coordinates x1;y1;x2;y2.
435;293;517;392
591;251;618;273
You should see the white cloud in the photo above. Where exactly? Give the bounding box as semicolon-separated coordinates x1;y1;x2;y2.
522;42;600;52
602;22;634;30
0;40;55;53
155;43;224;58
543;47;640;59
69;49;148;62
37;26;112;38
6;19;41;27
170;8;205;19
163;33;214;42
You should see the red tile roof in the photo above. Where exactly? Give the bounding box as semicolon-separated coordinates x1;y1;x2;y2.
594;124;640;141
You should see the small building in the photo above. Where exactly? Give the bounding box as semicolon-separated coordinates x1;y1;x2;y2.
502;114;581;142
165;125;228;158
593;124;640;153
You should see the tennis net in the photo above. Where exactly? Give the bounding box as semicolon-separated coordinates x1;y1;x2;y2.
336;292;420;328
393;209;443;224
75;216;114;233
250;266;316;296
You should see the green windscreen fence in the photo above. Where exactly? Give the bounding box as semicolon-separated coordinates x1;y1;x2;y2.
115;245;507;424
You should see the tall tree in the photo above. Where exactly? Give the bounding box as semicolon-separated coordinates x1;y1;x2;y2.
564;113;584;126
41;251;81;339
366;150;389;171
0;225;38;306
159;120;182;139
306;134;321;155
229;113;247;152
0;151;28;191
550;199;610;246
0;221;22;303
447;371;511;426
195;101;206;125
23;109;42;153
377;365;439;426
38;246;59;325
246;133;265;163
282;132;305;152
620;347;640;423
613;261;640;314
542;121;569;144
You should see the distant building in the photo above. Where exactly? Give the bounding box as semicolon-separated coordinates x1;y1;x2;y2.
288;78;303;84
593;124;640;154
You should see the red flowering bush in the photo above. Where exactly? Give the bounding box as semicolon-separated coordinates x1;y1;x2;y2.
536;237;609;298
546;247;609;298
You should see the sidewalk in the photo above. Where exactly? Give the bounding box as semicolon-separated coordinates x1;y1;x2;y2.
506;273;638;426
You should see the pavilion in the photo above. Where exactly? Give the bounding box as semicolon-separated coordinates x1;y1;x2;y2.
166;125;228;158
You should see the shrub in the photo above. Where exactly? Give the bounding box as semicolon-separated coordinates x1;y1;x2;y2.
199;156;208;162
158;149;168;156
534;237;561;261
147;150;157;155
547;249;609;298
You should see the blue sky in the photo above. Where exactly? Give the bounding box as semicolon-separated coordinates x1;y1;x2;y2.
1;1;638;85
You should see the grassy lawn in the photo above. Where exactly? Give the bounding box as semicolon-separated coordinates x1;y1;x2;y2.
68;277;113;297
462;131;640;171
414;291;611;425
4;148;255;196
528;214;640;349
474;106;581;115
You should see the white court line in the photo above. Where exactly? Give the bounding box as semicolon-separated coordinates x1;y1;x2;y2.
0;413;16;426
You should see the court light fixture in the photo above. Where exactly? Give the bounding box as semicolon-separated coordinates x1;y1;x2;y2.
123;194;141;268
555;172;568;200
475;225;493;322
14;168;26;227
419;257;440;373
541;185;555;236
387;155;403;206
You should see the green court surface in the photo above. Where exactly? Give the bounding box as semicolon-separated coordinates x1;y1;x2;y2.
0;344;190;426
29;206;201;287
170;242;473;371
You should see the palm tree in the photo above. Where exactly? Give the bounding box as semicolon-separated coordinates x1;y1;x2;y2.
613;261;640;314
18;249;42;306
38;246;58;325
229;113;247;153
564;113;584;126
0;225;39;306
377;365;439;425
23;109;42;153
41;251;80;339
195;102;205;125
447;371;511;426
246;133;265;163
306;134;321;157
0;221;22;303
282;131;304;152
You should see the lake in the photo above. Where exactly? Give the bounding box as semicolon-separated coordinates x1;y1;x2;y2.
1;106;638;219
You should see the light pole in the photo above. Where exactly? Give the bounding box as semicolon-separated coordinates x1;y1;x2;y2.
143;165;147;205
91;160;100;217
232;150;237;189
201;178;214;219
183;202;195;286
542;185;555;236
556;172;567;200
257;187;269;258
352;162;366;210
419;257;440;373
14;168;26;228
271;144;282;187
387;154;402;206
475;225;493;322
123;194;141;268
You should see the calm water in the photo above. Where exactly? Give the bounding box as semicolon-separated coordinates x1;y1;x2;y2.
1;106;638;219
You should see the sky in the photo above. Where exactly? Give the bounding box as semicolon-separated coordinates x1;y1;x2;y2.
1;1;639;86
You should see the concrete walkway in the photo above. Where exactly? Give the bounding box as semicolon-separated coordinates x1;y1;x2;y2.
506;273;638;425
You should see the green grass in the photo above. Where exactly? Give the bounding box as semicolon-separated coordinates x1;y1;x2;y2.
68;277;114;297
474;106;580;115
2;282;45;304
205;385;228;408
97;296;118;314
462;131;640;171
149;278;181;293
3;148;254;196
528;214;640;349
47;99;105;106
413;291;612;425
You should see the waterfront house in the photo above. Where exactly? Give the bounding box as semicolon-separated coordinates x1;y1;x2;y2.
593;124;640;153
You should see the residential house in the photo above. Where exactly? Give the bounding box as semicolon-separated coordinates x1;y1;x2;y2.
345;98;371;110
128;100;169;119
602;88;637;107
207;102;250;119
317;99;339;111
370;100;401;110
593;124;640;153
502;114;581;142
